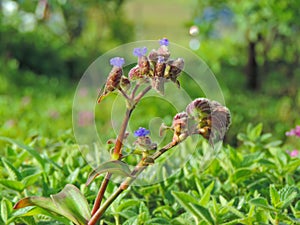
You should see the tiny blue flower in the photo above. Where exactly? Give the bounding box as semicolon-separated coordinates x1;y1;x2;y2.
134;127;150;137
159;38;169;46
110;57;125;67
157;56;165;63
133;47;148;57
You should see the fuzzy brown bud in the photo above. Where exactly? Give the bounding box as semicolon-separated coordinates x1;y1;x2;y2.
172;112;189;143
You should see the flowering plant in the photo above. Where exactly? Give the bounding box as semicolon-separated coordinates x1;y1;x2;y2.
13;39;231;225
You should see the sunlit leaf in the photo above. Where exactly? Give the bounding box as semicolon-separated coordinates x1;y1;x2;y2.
14;184;90;225
189;203;215;225
86;160;132;186
0;179;25;192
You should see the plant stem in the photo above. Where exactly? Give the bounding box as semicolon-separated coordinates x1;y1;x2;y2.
91;172;111;216
90;85;152;219
88;141;178;224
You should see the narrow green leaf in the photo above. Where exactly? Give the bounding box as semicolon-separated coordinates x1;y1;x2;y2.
231;168;252;183
22;172;42;188
14;184;91;225
1;198;12;223
199;181;214;205
0;137;46;170
189;203;215;225
249;197;276;211
172;191;200;220
86;160;132;185
0;179;25;192
1;158;23;181
269;184;280;207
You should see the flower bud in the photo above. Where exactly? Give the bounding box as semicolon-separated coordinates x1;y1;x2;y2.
120;76;131;92
97;57;125;103
186;98;231;143
129;65;142;80
169;58;184;78
138;55;150;75
172;112;189;143
133;127;157;151
133;47;150;76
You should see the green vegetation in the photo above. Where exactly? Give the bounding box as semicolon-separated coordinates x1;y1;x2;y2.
1;0;300;224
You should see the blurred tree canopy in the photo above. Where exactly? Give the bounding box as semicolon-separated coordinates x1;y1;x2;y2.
0;0;134;78
191;0;300;90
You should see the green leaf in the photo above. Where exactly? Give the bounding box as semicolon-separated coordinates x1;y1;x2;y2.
0;179;25;192
1;158;23;181
189;203;215;225
269;184;280;207
1;197;12;223
199;181;214;205
22;172;42;188
86;160;132;185
249;197;275;211
231;168;252;183
172;191;200;221
249;123;263;140
279;186;299;209
14;184;91;225
0;137;46;170
8;206;71;224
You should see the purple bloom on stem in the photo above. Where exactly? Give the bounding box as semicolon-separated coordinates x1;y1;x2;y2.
134;127;150;137
159;38;169;46
133;47;148;57
285;125;300;137
110;57;125;67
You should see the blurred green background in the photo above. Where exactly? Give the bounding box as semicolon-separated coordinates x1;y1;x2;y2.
0;0;300;148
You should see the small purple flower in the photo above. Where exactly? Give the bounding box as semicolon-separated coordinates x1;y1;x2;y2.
159;38;169;46
285;125;300;137
134;127;150;137
110;57;125;67
157;56;165;63
133;47;148;57
286;149;299;157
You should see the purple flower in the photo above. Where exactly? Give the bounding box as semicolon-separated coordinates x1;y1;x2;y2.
159;38;169;46
157;56;165;63
285;125;300;137
110;57;125;67
133;47;148;57
286;149;299;157
134;127;150;137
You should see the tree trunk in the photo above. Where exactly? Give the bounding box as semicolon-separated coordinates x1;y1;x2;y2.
246;41;258;90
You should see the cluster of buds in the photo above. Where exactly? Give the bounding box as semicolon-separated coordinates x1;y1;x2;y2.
97;38;185;103
165;98;231;146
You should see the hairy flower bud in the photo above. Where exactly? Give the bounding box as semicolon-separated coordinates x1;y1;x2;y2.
129;65;142;80
133;47;150;76
138;55;150;75
97;57;125;103
168;58;184;81
120;76;131;92
186;98;231;143
172;112;189;143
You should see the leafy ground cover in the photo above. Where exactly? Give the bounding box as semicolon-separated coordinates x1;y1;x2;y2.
0;61;300;224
